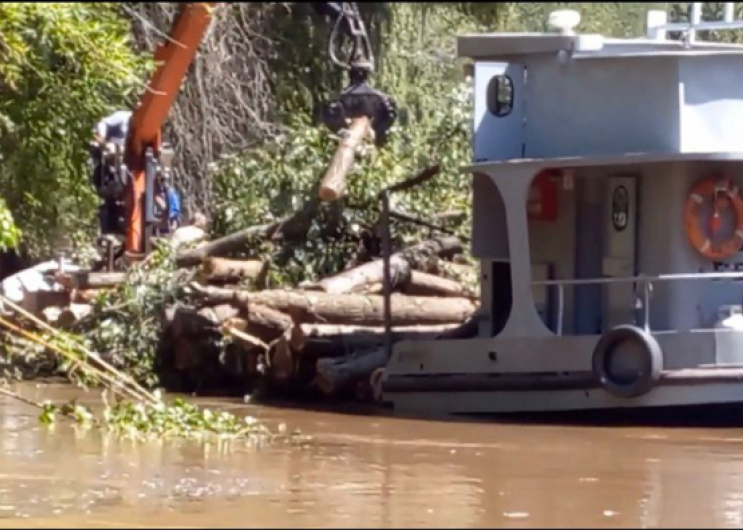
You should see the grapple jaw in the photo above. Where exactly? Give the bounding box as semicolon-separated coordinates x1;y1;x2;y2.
321;81;398;147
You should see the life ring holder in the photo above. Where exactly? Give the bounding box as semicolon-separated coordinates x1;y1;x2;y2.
684;175;743;261
591;325;663;399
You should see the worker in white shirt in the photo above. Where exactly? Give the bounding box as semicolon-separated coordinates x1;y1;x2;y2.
92;109;133;146
89;110;132;237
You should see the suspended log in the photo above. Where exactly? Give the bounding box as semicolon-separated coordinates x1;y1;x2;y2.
246;290;476;326
402;271;476;299
290;323;459;357
199;257;267;284
319;117;371;202
316;346;388;396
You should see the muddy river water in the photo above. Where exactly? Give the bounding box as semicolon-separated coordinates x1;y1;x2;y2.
2;383;743;528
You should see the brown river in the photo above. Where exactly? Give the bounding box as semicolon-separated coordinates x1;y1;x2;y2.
2;382;743;528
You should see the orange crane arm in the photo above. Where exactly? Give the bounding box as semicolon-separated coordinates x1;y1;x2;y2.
124;3;218;257
125;3;218;165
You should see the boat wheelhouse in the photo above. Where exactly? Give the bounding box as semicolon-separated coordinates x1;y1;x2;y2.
379;3;743;415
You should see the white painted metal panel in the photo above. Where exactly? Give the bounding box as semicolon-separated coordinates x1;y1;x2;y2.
473;62;526;162
603;175;639;329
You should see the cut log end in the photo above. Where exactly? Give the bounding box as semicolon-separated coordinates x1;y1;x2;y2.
319;116;371;203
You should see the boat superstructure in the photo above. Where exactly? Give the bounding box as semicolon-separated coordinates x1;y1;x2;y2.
379;3;743;415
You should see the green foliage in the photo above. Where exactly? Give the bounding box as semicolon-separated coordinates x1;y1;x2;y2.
80;243;194;387
0;2;150;257
212;2;475;285
0;198;21;252
38;391;295;444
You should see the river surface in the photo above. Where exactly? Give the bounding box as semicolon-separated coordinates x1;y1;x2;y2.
2;383;743;528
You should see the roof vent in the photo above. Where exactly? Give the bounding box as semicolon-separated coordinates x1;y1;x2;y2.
548;10;581;35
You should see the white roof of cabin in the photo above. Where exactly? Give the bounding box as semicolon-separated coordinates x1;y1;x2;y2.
457;33;743;60
461;152;743;174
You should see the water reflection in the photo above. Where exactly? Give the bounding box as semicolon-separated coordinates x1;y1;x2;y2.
0;384;743;527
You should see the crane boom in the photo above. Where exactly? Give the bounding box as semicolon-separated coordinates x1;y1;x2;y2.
116;2;395;262
124;2;218;258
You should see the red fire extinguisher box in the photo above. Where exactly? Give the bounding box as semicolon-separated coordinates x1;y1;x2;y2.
527;169;560;221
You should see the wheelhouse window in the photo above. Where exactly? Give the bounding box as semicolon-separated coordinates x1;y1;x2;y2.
487;74;514;117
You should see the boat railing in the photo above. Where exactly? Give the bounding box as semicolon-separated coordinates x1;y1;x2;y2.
647;2;743;44
532;271;743;336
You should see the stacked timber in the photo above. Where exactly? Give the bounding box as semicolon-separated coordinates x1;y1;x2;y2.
49;230;480;403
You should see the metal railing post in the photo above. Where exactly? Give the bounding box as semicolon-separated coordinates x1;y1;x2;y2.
556;284;564;336
377;165;442;361
643;280;651;332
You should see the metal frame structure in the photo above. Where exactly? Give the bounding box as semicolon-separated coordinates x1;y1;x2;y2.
647;2;743;44
535;272;743;336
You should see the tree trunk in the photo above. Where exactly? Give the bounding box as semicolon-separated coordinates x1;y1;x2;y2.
200;257;266;284
315;346;388;396
186;286;294;339
402;271;476;299
430;261;477;282
169;304;241;337
312;255;411;295
248;289;476;326
319;117;371;202
308;236;465;296
175;222;281;268
267;335;294;383
290;322;458;358
241;304;294;343
222;324;269;351
399;236;464;264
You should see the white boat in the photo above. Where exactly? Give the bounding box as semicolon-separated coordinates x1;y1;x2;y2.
379;3;743;416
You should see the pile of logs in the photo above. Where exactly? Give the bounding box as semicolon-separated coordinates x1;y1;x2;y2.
46;232;480;402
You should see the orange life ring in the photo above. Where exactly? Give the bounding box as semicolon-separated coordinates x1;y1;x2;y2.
684;175;743;260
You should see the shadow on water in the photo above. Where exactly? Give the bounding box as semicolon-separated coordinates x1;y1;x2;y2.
254;395;743;429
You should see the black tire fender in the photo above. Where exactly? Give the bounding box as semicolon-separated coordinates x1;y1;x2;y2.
592;325;663;399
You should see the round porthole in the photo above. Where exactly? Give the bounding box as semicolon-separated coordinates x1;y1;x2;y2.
486;74;514;117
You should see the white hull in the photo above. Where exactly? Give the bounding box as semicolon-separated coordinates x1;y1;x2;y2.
383;382;743;416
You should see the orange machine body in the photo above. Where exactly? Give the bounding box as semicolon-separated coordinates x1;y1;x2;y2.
123;3;218;258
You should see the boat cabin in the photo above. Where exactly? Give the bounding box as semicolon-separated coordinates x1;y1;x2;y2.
462;10;743;341
380;4;743;415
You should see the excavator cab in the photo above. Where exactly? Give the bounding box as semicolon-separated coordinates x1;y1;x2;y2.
90;138;176;271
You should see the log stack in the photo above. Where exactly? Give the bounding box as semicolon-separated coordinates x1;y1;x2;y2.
51;230;480;403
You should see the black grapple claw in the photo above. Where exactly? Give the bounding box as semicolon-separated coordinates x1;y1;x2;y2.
322;81;398;147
